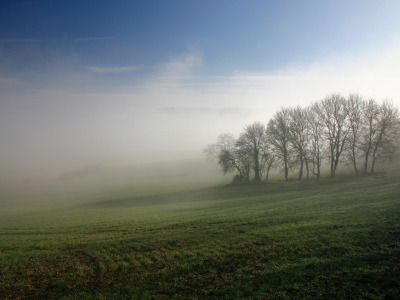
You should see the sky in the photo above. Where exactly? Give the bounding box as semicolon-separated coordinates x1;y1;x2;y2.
1;0;400;181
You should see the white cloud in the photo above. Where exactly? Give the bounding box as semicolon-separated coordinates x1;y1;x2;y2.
87;65;145;73
156;52;203;77
146;43;400;111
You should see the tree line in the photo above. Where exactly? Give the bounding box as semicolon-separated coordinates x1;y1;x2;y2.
204;93;400;183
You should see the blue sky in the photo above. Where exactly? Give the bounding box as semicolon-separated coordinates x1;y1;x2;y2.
2;1;400;82
1;0;400;180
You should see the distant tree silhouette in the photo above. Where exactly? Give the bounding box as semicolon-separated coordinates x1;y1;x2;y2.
307;105;327;179
205;93;400;182
344;94;365;176
236;122;268;182
266;108;291;181
313;94;349;178
287;106;310;180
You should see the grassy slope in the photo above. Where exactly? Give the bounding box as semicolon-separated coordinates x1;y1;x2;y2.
0;166;399;299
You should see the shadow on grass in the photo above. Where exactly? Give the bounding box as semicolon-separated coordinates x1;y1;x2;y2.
85;174;397;209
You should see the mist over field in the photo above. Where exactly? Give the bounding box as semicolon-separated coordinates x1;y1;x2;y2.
1;1;400;186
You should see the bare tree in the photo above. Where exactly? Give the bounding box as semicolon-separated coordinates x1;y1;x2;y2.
260;148;276;181
360;99;380;175
306;105;326;179
288;106;310;180
204;133;252;183
313;94;349;178
203;133;236;161
234;146;253;183
368;100;400;174
236;122;268;182
266;108;291;181
218;149;239;175
218;149;251;183
205;93;399;181
345;94;365;176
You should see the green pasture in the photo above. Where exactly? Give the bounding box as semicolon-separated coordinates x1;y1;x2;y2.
0;160;399;299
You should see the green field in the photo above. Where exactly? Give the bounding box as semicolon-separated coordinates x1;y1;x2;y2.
0;160;399;299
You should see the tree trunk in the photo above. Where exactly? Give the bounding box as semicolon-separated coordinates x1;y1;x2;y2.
254;151;260;181
284;150;289;181
369;128;382;176
370;150;378;175
312;155;320;179
350;141;358;176
265;166;270;181
332;158;339;178
363;123;373;175
304;158;309;180
370;157;376;175
352;157;358;176
363;153;370;175
298;155;303;181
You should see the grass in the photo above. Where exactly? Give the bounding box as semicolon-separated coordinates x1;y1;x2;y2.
0;164;399;299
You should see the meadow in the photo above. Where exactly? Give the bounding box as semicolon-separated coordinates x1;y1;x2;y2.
0;159;399;299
